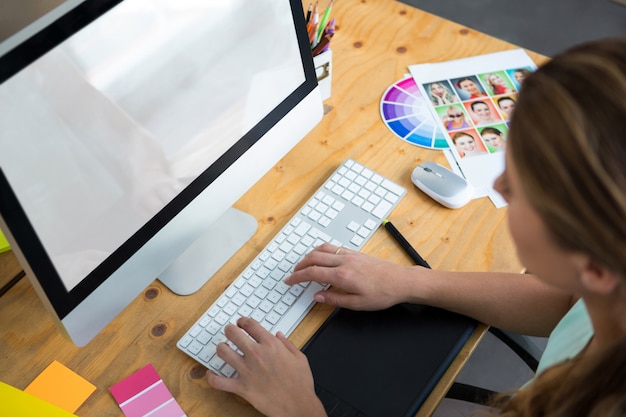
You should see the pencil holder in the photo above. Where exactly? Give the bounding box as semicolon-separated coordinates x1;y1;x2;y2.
313;49;332;101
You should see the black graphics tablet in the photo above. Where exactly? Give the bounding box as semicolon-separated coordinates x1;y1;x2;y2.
302;303;477;417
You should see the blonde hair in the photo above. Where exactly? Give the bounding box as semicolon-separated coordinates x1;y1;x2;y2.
429;82;456;105
480;37;626;417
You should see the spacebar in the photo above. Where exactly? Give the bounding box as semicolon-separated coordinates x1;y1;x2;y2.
272;282;327;337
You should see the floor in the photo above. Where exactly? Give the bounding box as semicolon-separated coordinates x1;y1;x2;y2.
432;332;547;416
398;0;626;57
0;0;65;43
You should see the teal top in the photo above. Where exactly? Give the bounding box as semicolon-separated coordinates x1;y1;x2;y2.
535;298;593;376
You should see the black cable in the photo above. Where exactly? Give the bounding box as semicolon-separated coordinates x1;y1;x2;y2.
0;270;26;298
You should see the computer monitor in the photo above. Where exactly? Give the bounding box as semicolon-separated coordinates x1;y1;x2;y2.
0;0;322;346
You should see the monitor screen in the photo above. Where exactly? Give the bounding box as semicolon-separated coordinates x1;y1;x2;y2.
0;0;322;346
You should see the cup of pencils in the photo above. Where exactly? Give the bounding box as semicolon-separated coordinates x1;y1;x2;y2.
306;1;335;100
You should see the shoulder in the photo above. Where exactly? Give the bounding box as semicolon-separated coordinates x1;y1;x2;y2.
536;299;593;375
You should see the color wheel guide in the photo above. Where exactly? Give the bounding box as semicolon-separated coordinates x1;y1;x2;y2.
380;76;448;150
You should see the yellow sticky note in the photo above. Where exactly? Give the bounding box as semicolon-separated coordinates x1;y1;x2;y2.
25;360;96;413
0;229;10;253
1;381;78;417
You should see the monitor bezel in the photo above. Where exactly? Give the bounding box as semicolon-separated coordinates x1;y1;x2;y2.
0;0;318;320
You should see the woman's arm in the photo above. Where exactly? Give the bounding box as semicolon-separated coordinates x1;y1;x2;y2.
287;244;576;337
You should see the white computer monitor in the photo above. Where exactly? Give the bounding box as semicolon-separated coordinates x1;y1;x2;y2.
0;0;322;346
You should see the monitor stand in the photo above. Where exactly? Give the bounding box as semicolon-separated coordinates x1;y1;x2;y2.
158;207;258;295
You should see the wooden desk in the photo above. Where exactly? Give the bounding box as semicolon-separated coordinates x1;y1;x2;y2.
0;1;545;415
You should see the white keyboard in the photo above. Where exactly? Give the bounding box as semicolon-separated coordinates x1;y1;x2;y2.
176;159;406;376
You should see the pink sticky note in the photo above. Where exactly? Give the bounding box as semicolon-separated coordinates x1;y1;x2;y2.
109;364;186;417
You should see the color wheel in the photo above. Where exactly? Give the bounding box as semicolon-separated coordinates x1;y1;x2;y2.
380;76;448;149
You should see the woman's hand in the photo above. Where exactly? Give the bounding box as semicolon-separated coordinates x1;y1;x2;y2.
207;317;326;417
285;243;421;311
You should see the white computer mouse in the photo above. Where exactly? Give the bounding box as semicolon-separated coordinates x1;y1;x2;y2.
410;162;474;209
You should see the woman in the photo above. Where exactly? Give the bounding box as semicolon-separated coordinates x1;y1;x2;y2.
452;131;485;158
480;126;506;152
470;100;501;125
428;81;457;105
513;68;532;86
206;38;626;417
456;77;488;99
443;105;470;130
496;96;516;119
485;73;515;95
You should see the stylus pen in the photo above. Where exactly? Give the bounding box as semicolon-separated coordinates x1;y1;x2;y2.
382;219;431;269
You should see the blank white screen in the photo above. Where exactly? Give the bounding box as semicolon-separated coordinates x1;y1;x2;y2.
0;0;303;291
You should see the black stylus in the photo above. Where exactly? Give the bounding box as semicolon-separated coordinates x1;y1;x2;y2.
382;219;431;269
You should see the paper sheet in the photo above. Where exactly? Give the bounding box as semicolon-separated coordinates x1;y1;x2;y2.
109;364;186;417
24;360;96;413
1;381;78;417
409;50;537;207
